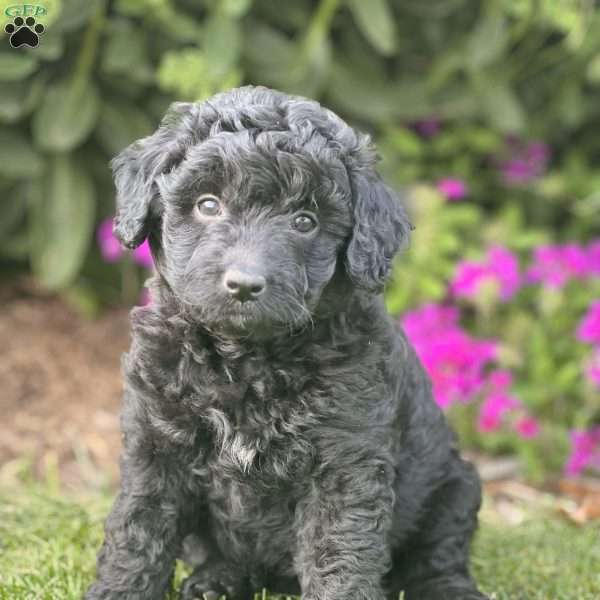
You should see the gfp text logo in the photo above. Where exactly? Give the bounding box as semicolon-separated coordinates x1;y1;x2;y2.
4;4;47;17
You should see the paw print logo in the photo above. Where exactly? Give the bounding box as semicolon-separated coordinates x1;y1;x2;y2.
4;16;45;48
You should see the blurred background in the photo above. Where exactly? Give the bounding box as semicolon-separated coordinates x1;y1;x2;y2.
1;0;600;514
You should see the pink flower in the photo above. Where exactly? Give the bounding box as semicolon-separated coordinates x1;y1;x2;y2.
451;245;520;302
515;416;540;439
437;178;468;201
587;240;600;277
96;217;123;263
526;243;590;289
577;301;600;345
132;240;153;269
585;348;600;388
402;303;496;408
478;392;521;432
565;427;600;476
402;303;461;343
477;370;521;432
488;369;513;390
499;139;550;185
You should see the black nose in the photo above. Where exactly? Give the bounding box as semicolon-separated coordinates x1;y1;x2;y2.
223;268;266;301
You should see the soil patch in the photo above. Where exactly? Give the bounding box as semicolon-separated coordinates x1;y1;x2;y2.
0;282;129;487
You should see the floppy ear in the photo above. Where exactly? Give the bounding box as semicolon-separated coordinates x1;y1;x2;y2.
345;170;413;292
111;102;199;249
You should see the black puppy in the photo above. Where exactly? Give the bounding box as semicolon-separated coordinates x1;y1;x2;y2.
85;86;488;600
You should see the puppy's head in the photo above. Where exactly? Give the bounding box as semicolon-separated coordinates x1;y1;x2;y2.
112;86;411;338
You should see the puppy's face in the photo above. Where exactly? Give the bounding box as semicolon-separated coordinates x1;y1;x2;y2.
112;88;412;340
158;136;352;337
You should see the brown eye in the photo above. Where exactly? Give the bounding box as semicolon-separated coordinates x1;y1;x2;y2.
195;194;221;217
293;213;317;233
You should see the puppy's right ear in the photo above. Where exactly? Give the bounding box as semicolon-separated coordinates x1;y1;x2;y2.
112;102;199;249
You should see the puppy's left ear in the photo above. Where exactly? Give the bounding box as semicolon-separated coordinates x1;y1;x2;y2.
111;102;198;249
345;170;413;292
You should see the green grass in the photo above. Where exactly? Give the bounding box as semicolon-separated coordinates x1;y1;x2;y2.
1;483;599;600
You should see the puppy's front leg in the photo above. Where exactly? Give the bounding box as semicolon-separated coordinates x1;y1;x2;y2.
85;403;192;599
294;460;394;600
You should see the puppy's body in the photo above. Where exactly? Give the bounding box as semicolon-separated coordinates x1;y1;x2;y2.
86;87;487;600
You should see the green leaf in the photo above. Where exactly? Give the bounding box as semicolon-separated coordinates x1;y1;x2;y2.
100;20;153;84
328;62;432;121
203;14;242;78
0;183;27;239
157;49;242;100
0;75;45;123
26;31;65;61
587;54;600;83
32;78;100;151
95;100;154;155
30;155;96;290
385;128;424;159
346;0;398;56
0;128;44;178
54;0;100;32
0;52;38;81
466;14;508;69
245;21;332;97
243;23;300;86
217;0;252;18
477;79;525;133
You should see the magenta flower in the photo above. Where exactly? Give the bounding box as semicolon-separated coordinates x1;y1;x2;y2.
132;239;153;269
451;245;520;302
577;301;600;344
97;217;123;263
487;369;512;390
412;118;441;138
402;303;461;343
515;416;540;439
588;240;600;277
499;138;550;185
565;427;600;476
478;393;520;432
437;177;468;201
402;303;496;408
477;370;521;432
526;243;590;289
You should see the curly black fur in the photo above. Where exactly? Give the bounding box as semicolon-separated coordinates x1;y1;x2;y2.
85;86;488;600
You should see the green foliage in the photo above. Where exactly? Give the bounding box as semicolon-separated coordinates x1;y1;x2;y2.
29;154;96;289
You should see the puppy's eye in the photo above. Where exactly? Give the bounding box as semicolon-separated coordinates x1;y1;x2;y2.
195;194;221;217
292;213;317;233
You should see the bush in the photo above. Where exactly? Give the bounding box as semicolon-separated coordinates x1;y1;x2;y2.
1;0;599;479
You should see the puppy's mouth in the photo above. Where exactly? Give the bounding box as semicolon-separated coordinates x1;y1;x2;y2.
185;296;312;339
219;303;309;337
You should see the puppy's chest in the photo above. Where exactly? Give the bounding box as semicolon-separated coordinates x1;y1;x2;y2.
184;355;317;490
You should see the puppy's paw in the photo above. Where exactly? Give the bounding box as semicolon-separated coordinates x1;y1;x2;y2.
179;561;248;600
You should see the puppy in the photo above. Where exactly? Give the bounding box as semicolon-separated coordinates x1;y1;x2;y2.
86;86;488;600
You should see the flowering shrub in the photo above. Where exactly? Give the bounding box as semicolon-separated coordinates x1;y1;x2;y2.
390;180;600;480
450;245;520;302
